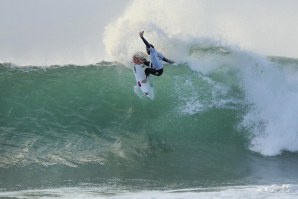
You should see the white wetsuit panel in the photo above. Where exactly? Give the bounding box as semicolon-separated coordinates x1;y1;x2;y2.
149;47;164;70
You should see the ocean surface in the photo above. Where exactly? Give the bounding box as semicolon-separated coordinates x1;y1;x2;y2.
1;46;298;198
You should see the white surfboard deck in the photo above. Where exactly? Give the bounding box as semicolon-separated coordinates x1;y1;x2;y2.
132;53;155;100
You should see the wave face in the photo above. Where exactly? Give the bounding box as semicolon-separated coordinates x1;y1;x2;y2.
1;54;298;191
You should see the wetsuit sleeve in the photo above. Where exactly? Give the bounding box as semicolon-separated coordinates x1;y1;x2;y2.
162;57;174;64
140;36;151;48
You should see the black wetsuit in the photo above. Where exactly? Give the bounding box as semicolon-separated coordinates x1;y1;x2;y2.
143;61;163;77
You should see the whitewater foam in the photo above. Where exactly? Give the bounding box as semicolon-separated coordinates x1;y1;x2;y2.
238;54;298;156
1;184;298;199
104;0;298;63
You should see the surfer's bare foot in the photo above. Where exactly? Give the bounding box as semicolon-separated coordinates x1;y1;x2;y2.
141;78;147;83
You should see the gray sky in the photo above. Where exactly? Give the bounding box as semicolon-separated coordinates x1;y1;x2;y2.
0;0;130;65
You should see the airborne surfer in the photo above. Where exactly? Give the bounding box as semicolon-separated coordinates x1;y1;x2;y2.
139;31;174;82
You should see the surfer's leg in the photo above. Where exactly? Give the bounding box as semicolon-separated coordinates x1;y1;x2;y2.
142;68;163;83
145;68;163;77
141;68;151;83
145;68;153;77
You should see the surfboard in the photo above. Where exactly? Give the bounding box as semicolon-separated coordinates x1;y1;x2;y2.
132;52;155;100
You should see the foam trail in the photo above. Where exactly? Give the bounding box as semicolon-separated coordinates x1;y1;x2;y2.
104;0;298;156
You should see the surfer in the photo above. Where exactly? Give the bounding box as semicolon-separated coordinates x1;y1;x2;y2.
139;31;174;82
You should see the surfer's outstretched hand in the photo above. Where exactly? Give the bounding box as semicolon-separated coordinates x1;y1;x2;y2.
139;31;144;37
168;60;175;64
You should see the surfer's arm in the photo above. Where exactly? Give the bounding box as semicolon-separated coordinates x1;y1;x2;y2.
162;57;174;64
139;31;151;48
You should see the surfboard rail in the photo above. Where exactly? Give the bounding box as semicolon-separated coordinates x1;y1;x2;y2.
132;52;155;100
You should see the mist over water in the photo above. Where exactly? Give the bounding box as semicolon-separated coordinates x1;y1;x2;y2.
103;0;298;62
